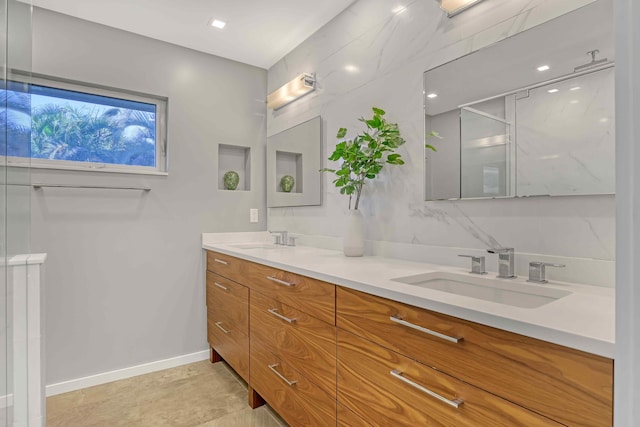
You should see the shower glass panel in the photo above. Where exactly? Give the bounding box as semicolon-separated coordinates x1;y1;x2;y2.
2;0;33;425
460;108;512;198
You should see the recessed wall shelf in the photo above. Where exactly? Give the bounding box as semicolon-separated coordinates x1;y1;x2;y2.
218;144;251;191
275;151;303;193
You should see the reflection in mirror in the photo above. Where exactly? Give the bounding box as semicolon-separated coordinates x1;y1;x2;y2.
267;116;322;207
423;0;614;200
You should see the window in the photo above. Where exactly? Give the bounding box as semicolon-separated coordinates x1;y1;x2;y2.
1;74;168;174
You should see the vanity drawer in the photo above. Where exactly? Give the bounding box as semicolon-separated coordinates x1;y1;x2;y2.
336;287;613;427
243;261;335;324
250;343;336;427
338;404;372;427
250;291;336;397
206;251;245;283
206;272;248;335
207;314;249;381
337;330;562;427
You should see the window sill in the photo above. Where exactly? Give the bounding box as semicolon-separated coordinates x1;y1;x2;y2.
7;161;169;176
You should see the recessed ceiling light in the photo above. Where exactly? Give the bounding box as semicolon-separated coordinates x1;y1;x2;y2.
392;5;407;14
570;86;581;91
570;100;579;104
547;88;559;93
537;65;550;72
600;117;610;123
210;19;226;29
344;64;360;73
427;93;438;99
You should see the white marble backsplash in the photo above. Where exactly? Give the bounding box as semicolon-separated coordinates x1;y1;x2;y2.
266;0;614;287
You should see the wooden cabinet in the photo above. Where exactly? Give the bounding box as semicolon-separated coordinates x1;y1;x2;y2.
337;287;613;427
337;330;563;427
205;260;249;382
204;250;613;427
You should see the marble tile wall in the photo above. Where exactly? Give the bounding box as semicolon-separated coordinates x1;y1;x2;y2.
266;0;615;286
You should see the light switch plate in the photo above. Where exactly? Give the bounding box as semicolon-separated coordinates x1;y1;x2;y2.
249;208;259;223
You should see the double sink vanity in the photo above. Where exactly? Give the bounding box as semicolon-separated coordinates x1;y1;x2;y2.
202;232;614;427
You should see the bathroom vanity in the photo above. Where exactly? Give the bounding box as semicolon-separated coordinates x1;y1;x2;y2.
202;233;613;427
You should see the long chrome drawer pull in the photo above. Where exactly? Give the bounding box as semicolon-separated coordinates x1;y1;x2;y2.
268;364;297;386
213;282;229;291
267;308;297;323
214;322;231;334
266;276;295;287
389;315;462;344
390;370;463;409
213;258;228;265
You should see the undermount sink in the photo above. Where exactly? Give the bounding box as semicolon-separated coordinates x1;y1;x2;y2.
229;243;280;250
391;272;570;309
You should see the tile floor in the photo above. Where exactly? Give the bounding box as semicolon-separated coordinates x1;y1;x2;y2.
46;360;288;427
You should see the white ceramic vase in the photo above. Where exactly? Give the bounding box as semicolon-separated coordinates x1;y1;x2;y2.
343;209;364;257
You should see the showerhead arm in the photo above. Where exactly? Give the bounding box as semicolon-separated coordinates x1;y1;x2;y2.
574;49;609;72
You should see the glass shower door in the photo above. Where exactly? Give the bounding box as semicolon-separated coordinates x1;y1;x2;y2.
2;0;33;425
460;107;513;198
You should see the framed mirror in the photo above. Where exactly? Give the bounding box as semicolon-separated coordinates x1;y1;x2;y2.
267;116;322;207
424;0;614;201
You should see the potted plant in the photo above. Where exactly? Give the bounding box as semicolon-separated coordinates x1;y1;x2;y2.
322;107;407;256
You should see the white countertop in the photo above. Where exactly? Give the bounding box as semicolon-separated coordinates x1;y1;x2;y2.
202;232;614;358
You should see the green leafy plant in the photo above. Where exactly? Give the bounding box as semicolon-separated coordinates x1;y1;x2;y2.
322;107;406;210
425;130;440;153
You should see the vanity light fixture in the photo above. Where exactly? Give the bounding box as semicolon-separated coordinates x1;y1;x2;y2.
209;19;226;29
427;93;438;99
537;65;550;71
547;88;559;93
266;73;316;110
438;0;487;17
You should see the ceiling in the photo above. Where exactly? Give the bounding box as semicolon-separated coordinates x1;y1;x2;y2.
28;0;356;69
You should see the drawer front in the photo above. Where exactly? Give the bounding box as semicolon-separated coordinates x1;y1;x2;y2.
207;314;249;381
338;330;562;427
206;272;248;335
243;261;335;324
250;343;336;427
337;287;613;427
338;404;372;427
250;291;337;397
206;251;244;283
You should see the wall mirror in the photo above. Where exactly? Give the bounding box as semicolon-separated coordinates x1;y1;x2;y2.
424;0;614;201
267;116;322;207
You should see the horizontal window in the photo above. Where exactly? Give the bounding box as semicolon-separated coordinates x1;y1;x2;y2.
2;73;168;174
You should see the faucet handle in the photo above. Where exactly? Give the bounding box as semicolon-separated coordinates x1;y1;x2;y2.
527;261;565;284
487;247;514;254
287;236;297;247
458;255;487;275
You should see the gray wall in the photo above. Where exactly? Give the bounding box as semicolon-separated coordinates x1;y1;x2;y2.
30;8;267;384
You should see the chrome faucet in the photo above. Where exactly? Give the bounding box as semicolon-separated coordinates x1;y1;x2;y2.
270;230;288;245
458;254;487;274
487;247;516;278
527;262;565;284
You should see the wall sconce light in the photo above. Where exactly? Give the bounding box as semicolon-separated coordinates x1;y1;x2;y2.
438;0;486;17
267;73;316;110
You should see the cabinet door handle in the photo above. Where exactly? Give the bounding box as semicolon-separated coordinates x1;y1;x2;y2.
214;322;231;334
268;363;297;386
213;258;228;265
266;276;295;287
267;308;297;323
390;370;463;409
389;315;462;344
213;282;229;291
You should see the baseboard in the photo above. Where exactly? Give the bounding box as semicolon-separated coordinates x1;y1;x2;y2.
46;349;210;397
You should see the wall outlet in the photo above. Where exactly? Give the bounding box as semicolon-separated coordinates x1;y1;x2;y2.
249;208;259;223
